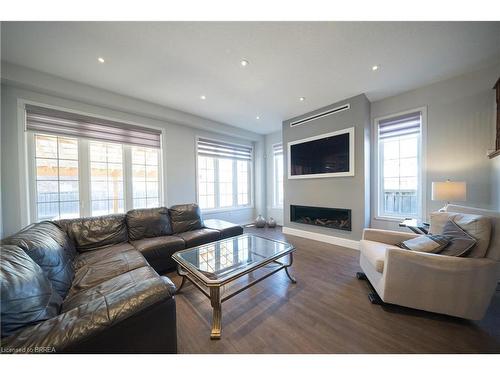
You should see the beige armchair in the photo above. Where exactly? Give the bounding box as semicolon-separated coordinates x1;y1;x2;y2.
359;205;500;320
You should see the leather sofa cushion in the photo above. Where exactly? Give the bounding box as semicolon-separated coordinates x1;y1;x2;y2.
69;249;148;296
2;221;76;298
203;219;243;239
176;228;220;248
1;245;62;338
63;266;161;312
73;243;136;270
169;204;203;233
131;235;185;259
131;235;186;272
126;207;173;241
58;214;128;252
2;276;174;353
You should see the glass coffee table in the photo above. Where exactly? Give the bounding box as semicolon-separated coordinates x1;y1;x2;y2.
172;234;296;339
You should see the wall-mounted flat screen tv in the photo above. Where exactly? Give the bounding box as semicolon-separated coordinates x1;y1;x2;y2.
288;127;355;178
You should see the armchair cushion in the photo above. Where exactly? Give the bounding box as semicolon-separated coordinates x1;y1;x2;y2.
359;240;401;273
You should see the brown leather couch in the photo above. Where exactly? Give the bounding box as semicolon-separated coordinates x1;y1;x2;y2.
0;203;243;353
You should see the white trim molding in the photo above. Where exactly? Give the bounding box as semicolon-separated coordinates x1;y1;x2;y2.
282;226;360;250
287;127;355;179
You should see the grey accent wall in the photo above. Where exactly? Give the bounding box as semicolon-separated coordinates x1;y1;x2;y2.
282;94;371;241
370;62;500;231
265;130;283;225
1;63;265;237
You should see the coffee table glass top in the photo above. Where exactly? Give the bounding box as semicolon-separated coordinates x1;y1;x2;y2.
172;234;294;283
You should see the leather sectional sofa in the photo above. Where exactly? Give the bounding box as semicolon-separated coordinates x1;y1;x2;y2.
0;204;243;353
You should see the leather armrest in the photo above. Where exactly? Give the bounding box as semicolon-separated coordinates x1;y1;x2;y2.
1;277;173;353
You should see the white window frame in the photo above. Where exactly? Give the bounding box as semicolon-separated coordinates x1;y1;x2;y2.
272;143;284;208
373;106;427;221
22;99;166;224
195;136;254;213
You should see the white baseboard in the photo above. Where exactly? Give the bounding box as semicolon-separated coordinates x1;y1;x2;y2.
282;226;360;250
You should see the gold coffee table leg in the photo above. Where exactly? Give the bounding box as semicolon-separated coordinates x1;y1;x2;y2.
285;253;297;284
210;286;222;339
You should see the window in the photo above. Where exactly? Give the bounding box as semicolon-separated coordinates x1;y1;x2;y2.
273;143;283;207
237;160;249;205
376;110;423;219
197;138;252;210
26;105;163;222
34;134;80;220
132;147;160;208
90;141;124;215
198;156;216;209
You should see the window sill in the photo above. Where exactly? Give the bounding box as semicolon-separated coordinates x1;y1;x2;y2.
201;206;254;214
373;215;414;223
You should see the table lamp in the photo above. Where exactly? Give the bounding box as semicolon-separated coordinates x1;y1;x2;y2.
431;179;467;211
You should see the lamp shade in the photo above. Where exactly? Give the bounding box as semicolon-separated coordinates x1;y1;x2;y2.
431;181;467;202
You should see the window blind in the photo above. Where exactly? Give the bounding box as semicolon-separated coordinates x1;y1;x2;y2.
25;105;162;148
378;111;421;140
273;143;283;155
197;138;252;161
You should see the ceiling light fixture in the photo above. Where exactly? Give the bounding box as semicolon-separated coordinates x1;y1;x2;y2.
97;57;105;63
372;65;379;71
256;116;260;120
299;97;305;102
200;95;207;100
240;59;249;67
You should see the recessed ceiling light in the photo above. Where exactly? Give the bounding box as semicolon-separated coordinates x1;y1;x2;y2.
372;65;379;71
97;57;105;63
240;59;249;67
256;116;260;120
299;97;305;102
200;95;207;100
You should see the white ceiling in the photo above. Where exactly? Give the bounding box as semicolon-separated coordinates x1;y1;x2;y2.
2;22;500;134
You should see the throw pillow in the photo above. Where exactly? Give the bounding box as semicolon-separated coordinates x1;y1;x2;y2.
429;212;491;258
396;235;450;253
439;220;477;257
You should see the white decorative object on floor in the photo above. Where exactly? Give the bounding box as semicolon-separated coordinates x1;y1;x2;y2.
255;215;266;228
267;217;277;228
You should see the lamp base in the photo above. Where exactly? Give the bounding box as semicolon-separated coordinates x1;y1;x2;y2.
438;202;450;212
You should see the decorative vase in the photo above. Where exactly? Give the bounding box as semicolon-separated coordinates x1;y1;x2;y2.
267;217;277;228
255;214;266;228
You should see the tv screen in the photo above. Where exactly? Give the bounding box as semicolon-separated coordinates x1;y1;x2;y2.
289;128;353;177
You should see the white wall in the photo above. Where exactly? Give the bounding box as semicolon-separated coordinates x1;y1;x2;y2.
371;62;500;230
265;130;283;225
1;63;265;237
492;156;500;210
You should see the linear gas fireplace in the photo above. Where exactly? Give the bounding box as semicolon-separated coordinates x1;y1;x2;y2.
290;205;351;231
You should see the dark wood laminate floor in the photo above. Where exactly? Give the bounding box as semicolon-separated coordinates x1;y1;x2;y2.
166;226;500;353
